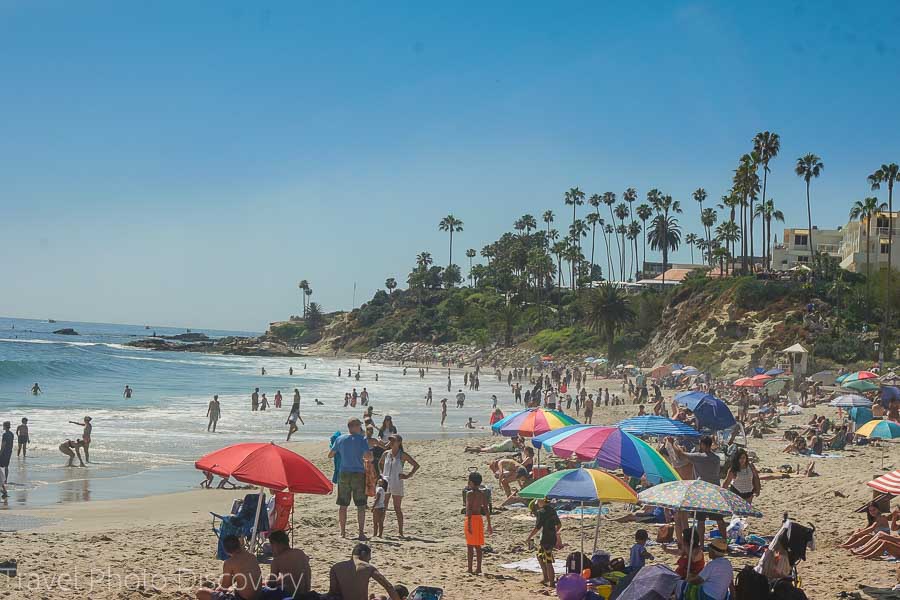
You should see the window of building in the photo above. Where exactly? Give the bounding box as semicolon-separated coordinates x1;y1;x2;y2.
881;242;891;255
797;255;809;263
793;234;808;247
877;216;890;229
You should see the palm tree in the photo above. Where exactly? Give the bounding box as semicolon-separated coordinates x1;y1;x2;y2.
602;192;620;281
385;277;397;295
564;187;585;245
755;199;784;270
795;154;824;271
304;287;313;311
754;131;781;268
543;210;555;241
521;214;537;235
604;224;615;281
582;282;636;369
648;214;682;285
716;221;741;275
719;192;741;265
712;246;730;276
569;219;588;289
849;197;887;295
627;221;642;280
614;203;630;279
298;279;310;317
700;208;717;265
416;252;433;269
685;233;699;264
306;301;324;330
624;188;638;276
438;214;464;267
551;241;568;290
465;248;477;285
586;212;600;279
869;164;900;356
636;203;653;273
734;154;760;272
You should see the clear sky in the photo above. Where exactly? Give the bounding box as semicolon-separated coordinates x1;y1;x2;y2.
2;1;899;331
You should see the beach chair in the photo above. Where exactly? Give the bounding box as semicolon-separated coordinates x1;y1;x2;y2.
251;491;295;555
210;492;270;558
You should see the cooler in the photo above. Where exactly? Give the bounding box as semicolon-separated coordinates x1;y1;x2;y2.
532;465;550;479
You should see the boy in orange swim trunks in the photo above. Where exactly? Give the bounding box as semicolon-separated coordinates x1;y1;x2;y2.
465;471;492;574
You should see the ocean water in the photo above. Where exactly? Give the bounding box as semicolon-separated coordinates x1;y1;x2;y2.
0;317;501;510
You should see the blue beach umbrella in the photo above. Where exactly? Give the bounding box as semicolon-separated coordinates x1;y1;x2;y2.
765;368;785;376
674;391;736;431
849;406;874;427
616;415;701;438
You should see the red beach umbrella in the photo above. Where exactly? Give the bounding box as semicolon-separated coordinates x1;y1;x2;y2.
733;377;764;388
195;442;332;550
195;442;332;494
750;374;773;382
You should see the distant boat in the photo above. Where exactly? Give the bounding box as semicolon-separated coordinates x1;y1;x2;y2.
145;325;150;329
48;319;57;323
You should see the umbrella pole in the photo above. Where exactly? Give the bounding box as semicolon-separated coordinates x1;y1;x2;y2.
686;510;697;580
248;486;265;554
580;501;585;573
592;502;602;554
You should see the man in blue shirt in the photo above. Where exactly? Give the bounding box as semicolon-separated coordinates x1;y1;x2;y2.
328;418;373;539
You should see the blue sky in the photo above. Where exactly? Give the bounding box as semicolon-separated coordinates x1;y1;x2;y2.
2;1;899;331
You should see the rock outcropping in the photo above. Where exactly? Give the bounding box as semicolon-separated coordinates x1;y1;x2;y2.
127;335;300;356
52;328;79;335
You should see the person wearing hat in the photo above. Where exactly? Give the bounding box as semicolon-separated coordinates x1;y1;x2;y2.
68;416;92;463
378;434;419;538
329;418;374;539
681;537;733;600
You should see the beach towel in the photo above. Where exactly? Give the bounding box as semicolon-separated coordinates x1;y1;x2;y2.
500;557;566;573
465;515;484;547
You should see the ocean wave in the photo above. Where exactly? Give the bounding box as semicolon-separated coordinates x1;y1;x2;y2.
0;358;112;380
0;338;131;350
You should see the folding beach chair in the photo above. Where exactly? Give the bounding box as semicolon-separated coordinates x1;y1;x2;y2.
251;491;295;555
210;492;269;559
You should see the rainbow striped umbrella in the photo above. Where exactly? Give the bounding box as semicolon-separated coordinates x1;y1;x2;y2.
843;370;879;383
532;425;680;484
490;408;579;438
856;419;900;440
518;467;638;503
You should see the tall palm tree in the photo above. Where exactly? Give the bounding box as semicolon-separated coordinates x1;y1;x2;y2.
685;233;699;264
564;187;585;245
298;279;310;317
712;246;730;276
755;199;784;270
754;131;781;268
614;203;630;278
716;221;741;275
849;197;887;296
700;208;718;265
719;192;741;266
438;214;464;267
583;282;636;369
604;224;615;281
869;164;899;333
734;154;760;272
385;277;397;295
465;248;477;285
569;219;588;289
636;203;653;274
543;210;555;243
551;240;568;290
586;212;600;280
624;188;638;277
795;154;824;271
602;192;620;281
627;221;642;280
648;214;682;285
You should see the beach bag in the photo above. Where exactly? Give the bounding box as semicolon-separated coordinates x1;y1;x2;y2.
771;579;807;600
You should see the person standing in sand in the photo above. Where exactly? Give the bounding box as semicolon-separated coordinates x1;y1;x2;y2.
0;422;12;482
68;416;92;463
195;535;262;600
16;418;29;458
207;396;221;432
465;471;492;574
583;395;594;424
328;418;373;540
378;434;419;538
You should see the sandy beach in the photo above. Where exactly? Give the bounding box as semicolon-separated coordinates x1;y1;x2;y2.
2;384;899;600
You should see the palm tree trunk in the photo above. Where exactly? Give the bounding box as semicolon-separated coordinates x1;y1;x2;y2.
766;216;772;272
633;237;639;280
866;217;872;301
449;230;454;267
806;181;814;278
884;183;894;368
642;225;647;276
590;225;596;281
608;206;621;280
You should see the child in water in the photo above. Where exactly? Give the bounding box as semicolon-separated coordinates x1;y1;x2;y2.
465;471;492;574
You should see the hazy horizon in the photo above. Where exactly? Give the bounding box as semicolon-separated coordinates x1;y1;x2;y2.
3;2;900;330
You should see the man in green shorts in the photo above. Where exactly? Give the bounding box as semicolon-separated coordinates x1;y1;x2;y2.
329;418;373;539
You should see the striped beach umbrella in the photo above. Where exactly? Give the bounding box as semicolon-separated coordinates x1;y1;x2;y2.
856;419;900;440
734;377;765;388
638;479;762;517
490;408;579;438
519;467;638;503
616;415;701;438
842;379;880;393
843;370;879;383
829;394;872;408
532;425;680;484
868;470;900;496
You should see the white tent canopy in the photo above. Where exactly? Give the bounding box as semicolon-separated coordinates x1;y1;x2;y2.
781;343;808;354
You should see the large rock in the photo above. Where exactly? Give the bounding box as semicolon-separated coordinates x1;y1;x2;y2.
52;328;79;335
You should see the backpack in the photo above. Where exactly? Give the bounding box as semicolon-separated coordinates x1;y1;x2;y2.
771;579;808;600
566;552;591;574
734;565;770;600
